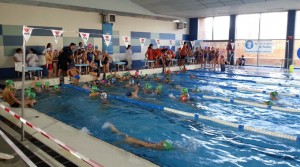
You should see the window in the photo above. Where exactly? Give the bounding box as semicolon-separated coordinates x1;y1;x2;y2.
235;14;260;40
260;12;288;39
198;17;213;40
213;16;230;40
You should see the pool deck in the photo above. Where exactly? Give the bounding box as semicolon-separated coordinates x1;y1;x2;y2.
0;65;203;167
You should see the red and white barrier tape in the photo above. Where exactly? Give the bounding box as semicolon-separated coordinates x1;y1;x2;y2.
0;104;103;167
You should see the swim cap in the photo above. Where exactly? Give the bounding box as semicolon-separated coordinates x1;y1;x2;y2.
181;88;188;94
166;70;171;74
100;93;107;99
107;75;112;80
91;86;98;92
45;81;50;87
165;75;170;80
5;80;14;87
25;89;31;96
153;74;158;78
111;78;116;84
29;92;36;100
125;72;130;76
129;79;135;85
266;101;273;106
136;81;141;87
146;83;152;90
180;95;188;102
271;91;278;97
53;85;59;90
162;141;173;150
156;84;162;91
35;82;42;87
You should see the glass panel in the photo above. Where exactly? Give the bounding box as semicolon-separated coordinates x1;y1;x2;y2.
258;40;286;66
198;17;213;40
294;40;300;67
235;14;260;40
213;16;230;40
260;12;288;40
295;11;300;39
235;40;258;65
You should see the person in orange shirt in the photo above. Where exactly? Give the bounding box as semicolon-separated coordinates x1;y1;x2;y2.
145;44;154;68
180;42;187;66
154;48;162;68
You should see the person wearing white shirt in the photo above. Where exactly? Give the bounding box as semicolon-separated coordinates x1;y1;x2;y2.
13;48;23;62
42;43;53;55
26;48;39;67
125;45;133;70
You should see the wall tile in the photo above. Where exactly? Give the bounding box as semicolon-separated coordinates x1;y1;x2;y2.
159;33;175;40
150;33;159;39
4;46;22;57
0;25;2;35
79;28;102;38
3;35;23;46
131;31;151;39
30;26;63;36
2;25;22;36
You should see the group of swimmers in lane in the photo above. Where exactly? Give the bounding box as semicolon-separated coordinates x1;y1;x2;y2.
1;79;60;108
265;91;279;106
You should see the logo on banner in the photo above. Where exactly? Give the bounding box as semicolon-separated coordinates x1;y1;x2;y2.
245;40;254;49
102;34;112;47
156;39;161;48
22;26;33;42
180;40;184;49
80;33;90;45
139;38;146;48
51;30;63;44
245;40;273;53
169;40;173;50
122;36;130;47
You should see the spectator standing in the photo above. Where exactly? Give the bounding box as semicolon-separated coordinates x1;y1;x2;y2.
45;48;53;78
58;43;76;77
125;45;133;70
26;48;38;67
13;48;23;62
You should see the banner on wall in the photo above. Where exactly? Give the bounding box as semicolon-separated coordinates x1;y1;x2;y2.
79;32;90;45
139;38;146;48
180;40;184;49
51;30;64;44
200;42;204;49
122;36;130;47
156;39;161;48
22;26;33;42
102;34;112;47
231;42;235;50
245;40;273;53
169;40;173;50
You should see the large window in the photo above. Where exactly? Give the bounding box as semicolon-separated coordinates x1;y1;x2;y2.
294;11;300;67
236;14;260;40
198;16;230;40
235;12;287;66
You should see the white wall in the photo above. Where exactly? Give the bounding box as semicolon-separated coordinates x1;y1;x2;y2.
0;2;188;68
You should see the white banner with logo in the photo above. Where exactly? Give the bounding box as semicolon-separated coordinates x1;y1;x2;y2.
102;34;112;47
155;39;161;48
22;26;33;42
51;30;63;44
122;36;130;47
79;32;90;45
139;38;146;48
245;40;273;53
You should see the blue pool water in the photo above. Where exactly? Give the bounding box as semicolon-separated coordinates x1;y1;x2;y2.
34;69;300;167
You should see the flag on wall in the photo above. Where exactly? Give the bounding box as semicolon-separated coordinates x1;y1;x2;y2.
139;38;146;48
156;39;161;48
22;26;33;42
180;40;184;49
122;36;130;47
102;34;112;47
200;42;203;49
169;40;173;50
231;42;235;51
79;32;90;45
51;30;64;44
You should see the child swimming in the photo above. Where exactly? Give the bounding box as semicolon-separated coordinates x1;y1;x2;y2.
67;65;80;85
126;81;140;99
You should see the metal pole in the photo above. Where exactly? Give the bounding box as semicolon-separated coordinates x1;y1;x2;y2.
21;38;26;141
287;40;290;71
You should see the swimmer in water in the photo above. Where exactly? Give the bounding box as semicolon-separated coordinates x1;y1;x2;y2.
31;77;43;93
102;122;173;150
165;75;171;84
44;81;51;91
125;79;135;87
265;91;279;105
168;93;176;100
67;65;80;85
134;70;140;79
126;81;140;99
144;74;150;80
2;80;36;108
89;86;99;97
180;88;189;102
144;83;153;94
179;65;187;73
153;74;160;82
155;84;163;94
100;92;109;104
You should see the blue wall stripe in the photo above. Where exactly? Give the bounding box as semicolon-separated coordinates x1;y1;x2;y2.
120;46;126;53
131;31;151;39
79;28;102;38
132;60;146;69
30;26;62;36
112;38;119;45
150;39;156;45
182;34;189;40
131;46;141;53
159;33;175;40
0;68;18;79
0;24;2;36
3;35;23;46
25;46;45;55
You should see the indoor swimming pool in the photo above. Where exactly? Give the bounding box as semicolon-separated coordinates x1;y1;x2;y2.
32;69;300;167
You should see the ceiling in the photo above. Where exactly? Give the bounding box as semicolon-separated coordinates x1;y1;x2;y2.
130;0;300;17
